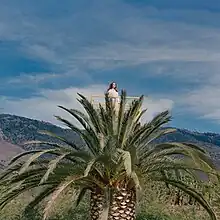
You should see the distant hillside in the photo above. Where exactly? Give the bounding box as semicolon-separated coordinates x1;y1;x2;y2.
0;113;220;166
0;137;23;167
158;128;220;163
0;114;82;166
0;125;24;168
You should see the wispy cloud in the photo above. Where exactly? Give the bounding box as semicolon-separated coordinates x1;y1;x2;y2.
2;0;220;75
177;86;220;123
1;0;220;127
6;72;75;85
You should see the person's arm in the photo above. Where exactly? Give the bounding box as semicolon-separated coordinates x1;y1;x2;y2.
116;92;120;103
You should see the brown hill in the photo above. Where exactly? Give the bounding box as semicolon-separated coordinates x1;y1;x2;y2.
0;128;23;167
0;139;23;166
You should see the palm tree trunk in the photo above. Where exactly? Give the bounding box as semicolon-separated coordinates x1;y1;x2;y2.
90;187;136;220
90;188;105;220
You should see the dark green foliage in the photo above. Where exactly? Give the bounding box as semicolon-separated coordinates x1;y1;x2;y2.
137;212;170;220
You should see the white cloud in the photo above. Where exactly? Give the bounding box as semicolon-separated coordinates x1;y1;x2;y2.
1;0;220;76
75;44;220;64
142;97;174;122
6;72;75;85
0;0;219;125
25;44;61;64
176;86;220;123
1;85;173;127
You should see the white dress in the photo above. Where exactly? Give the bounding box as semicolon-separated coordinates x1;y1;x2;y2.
107;89;119;100
107;89;120;111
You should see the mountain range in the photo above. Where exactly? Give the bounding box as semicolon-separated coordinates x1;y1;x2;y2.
0;113;220;168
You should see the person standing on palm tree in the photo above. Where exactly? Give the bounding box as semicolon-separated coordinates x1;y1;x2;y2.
0;91;217;220
106;82;120;112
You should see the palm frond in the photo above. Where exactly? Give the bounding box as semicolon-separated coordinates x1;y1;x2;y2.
40;153;70;184
117;90;126;136
9;149;59;166
43;176;80;220
38;130;81;151
138;128;176;149
24;140;72;151
77;93;103;134
84;158;96;177
24;185;59;214
99;187;112;220
55;115;99;156
117;149;132;176
0;162;24;182
138;110;172;145
118;95;144;149
58;105;99;139
0;180;55;210
19;150;62;174
98;104;112;135
139;142;207;164
75;187;89;207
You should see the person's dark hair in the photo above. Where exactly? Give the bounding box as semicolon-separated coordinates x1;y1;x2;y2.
107;82;118;92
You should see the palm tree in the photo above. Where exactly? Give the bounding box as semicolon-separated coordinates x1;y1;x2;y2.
0;91;217;220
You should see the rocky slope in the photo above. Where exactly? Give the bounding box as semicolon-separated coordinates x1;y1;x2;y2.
0;113;220;167
0;128;23;167
0;114;82;167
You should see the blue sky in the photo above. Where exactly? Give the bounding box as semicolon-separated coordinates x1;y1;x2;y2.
1;0;220;132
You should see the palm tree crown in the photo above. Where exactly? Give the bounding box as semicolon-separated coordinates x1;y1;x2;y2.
0;90;217;220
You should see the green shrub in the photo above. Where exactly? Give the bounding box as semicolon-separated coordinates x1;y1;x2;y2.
137;212;170;220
